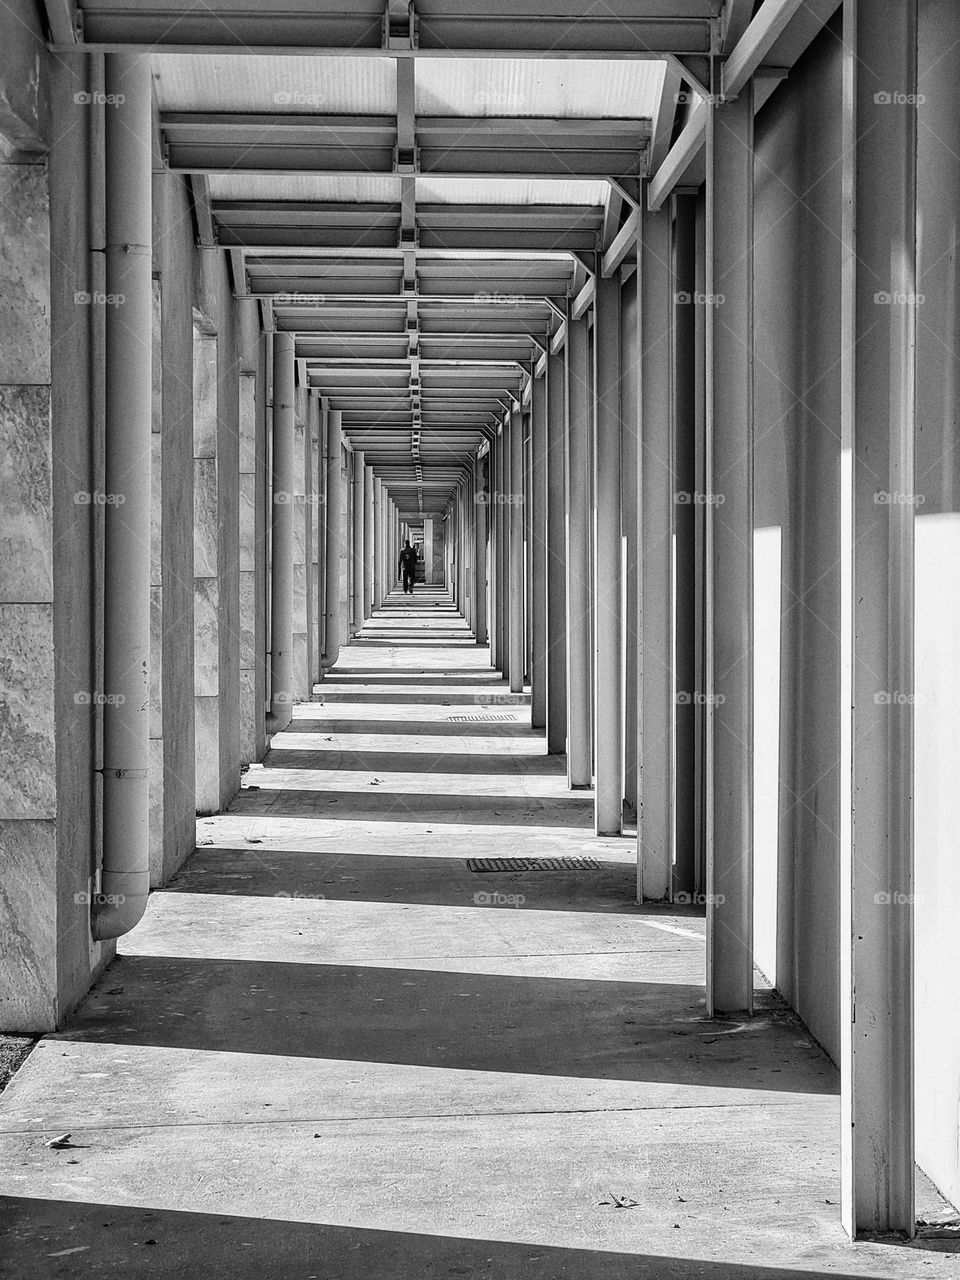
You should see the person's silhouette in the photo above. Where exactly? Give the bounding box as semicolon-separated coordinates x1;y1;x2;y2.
398;539;419;594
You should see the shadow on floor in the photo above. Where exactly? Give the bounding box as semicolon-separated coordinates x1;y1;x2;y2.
0;1197;902;1279
164;848;643;913
282;718;541;738
257;749;567;775
230;788;595;827
49;956;836;1094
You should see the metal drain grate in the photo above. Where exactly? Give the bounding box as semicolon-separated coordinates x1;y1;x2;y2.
447;713;517;722
467;856;603;872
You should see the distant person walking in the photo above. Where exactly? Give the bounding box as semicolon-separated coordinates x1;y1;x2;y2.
398;540;419;594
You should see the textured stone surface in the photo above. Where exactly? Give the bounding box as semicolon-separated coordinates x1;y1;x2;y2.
292;632;309;700
293;493;308;563
149;736;164;888
238;667;257;764
238;571;255;670
238;375;256;474
0;819;56;1032
239;472;255;572
150;584;163;739
152;281;162;432
194;695;220;815
193;458;218;579
292;562;307;637
0;603;54;819
192;331;217;458
151;432;162;587
0;164;49;386
0;384;51;603
193;577;219;697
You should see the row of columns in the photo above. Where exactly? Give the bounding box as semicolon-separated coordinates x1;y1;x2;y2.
264;345;404;710
472;0;922;1239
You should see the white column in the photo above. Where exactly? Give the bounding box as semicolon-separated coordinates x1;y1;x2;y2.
840;0;918;1236
593;273;623;836
546;348;567;754
363;464;374;618
705;85;755;1015
566;314;593;788
351;449;364;633
508;408;525;693
530;372;548;729
638;204;674;898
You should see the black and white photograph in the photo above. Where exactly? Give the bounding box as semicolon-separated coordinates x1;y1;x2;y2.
0;1;958;1275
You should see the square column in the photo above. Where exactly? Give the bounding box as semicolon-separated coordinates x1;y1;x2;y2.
373;477;383;609
363;463;374;617
638;204;674;899
473;454;489;645
351;448;365;635
530;372;548;729
705;85;755;1014
508;408;525;693
840;0;918;1236
593;273;623;835
565;314;593;788
545;349;568;754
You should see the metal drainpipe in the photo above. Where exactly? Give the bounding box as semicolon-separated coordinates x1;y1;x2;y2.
92;53;153;941
266;331;295;734
320;408;343;669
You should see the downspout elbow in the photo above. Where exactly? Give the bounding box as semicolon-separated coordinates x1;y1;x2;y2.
91;869;150;942
266;694;293;735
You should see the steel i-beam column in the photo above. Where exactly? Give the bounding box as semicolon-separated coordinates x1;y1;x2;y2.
530;372;548;729
351;449;364;634
474;455;488;645
464;472;475;632
638;203;675;898
673;194;699;897
266;332;295;734
496;424;512;675
372;476;383;609
840;0;918;1237
705;84;755;1014
546;347;568;754
524;411;534;682
320;407;343;671
508;408;525;693
566;313;593;788
594;273;624;835
363;464;374;618
621;269;640;826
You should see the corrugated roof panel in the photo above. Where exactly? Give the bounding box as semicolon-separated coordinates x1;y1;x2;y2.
153;54;396;113
415;58;665;119
208;174;401;202
415;177;607;206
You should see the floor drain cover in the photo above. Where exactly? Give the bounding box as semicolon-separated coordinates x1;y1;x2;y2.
447;713;517;722
467;856;603;872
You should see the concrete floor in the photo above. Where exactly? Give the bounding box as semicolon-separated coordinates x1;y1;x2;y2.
0;588;957;1277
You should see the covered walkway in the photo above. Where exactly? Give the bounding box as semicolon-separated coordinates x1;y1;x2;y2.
4;0;960;1265
0;598;952;1277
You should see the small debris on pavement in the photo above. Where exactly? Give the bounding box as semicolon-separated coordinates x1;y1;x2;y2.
599;1191;639;1208
45;1133;78;1149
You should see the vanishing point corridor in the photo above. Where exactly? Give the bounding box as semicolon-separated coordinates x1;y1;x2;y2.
1;596;952;1276
5;1;960;1273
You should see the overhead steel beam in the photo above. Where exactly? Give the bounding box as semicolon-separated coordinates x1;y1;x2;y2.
649;0;838;210
601;208;640;277
59;4;715;55
720;0;755;51
722;0;807;97
42;0;79;42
